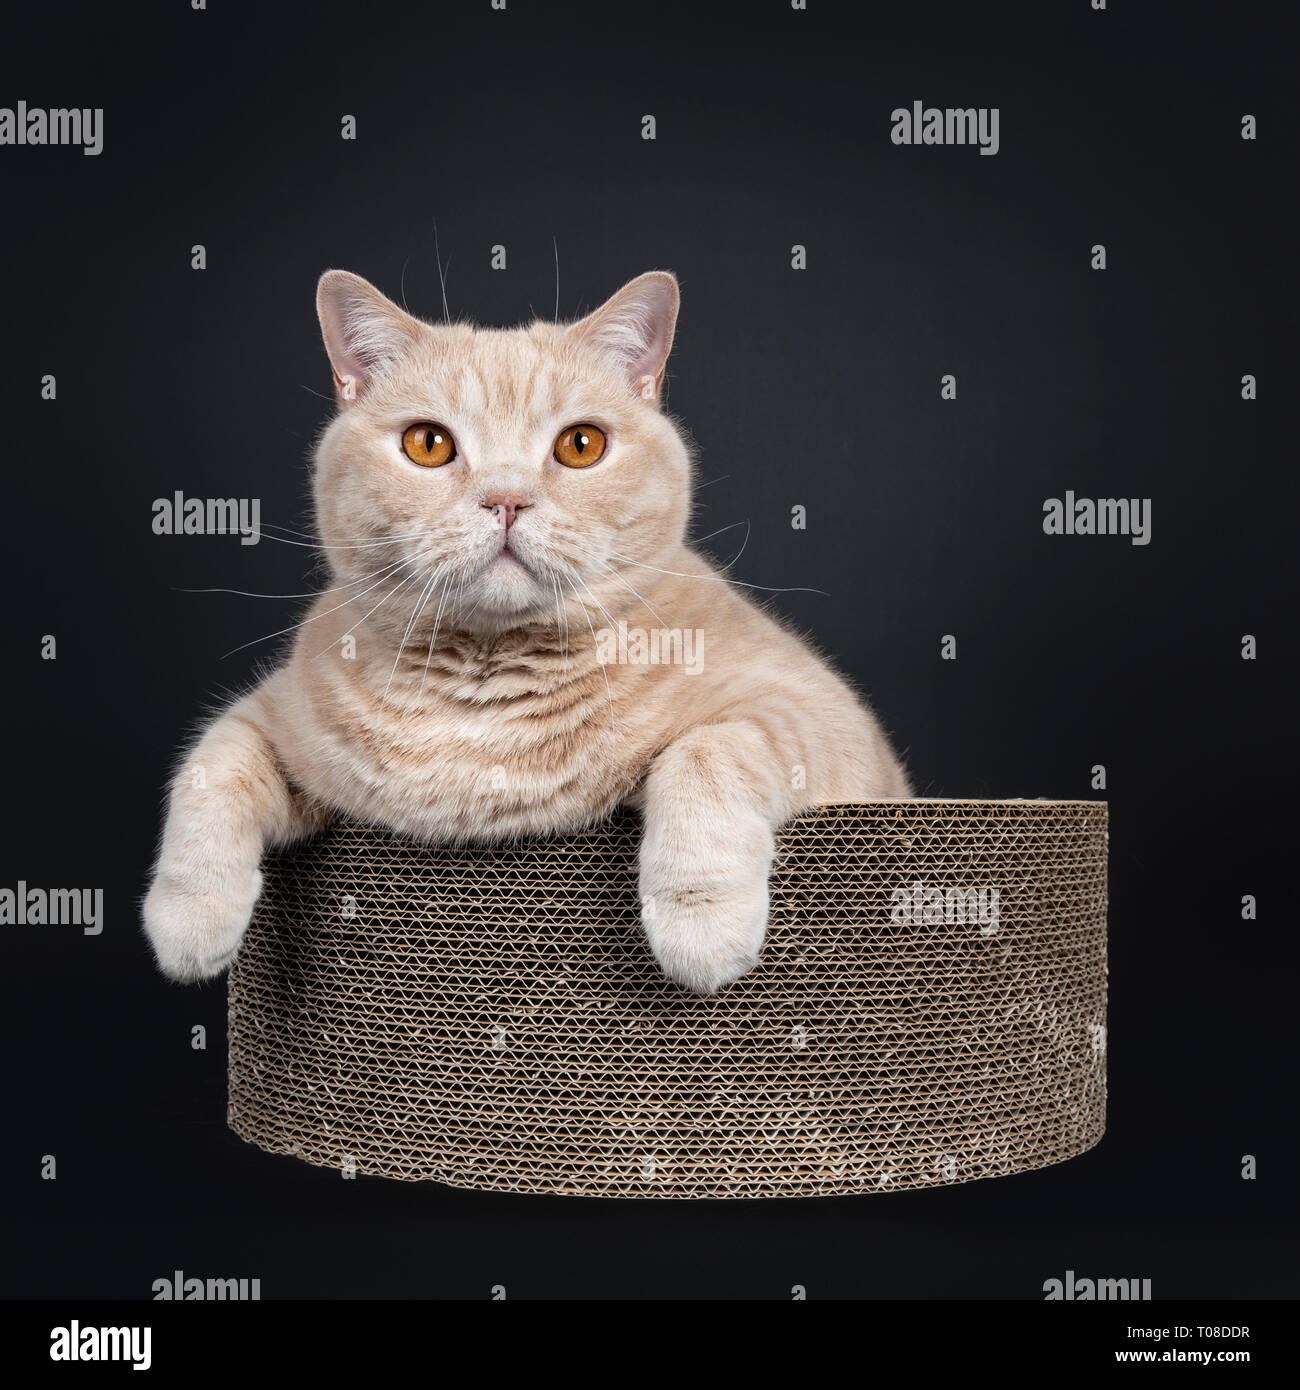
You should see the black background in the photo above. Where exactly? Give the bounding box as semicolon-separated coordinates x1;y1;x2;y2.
2;0;1294;1299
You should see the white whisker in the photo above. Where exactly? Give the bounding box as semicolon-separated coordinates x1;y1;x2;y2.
314;566;425;660
552;575;571;668
382;563;446;706
575;581;625;656
260;521;431;545
592;557;672;628
607;551;828;597
176;560;405;602
256;526;426;552
719;518;752;573
571;584;617;732
419;568;468;696
433;220;451;325
690;518;748;547
219;558;413;659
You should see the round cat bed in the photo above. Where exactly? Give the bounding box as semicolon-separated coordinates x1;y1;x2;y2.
227;800;1107;1198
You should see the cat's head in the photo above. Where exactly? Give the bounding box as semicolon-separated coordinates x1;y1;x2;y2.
313;268;690;639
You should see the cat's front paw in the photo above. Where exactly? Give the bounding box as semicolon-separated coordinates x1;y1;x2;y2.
641;874;769;995
142;866;263;983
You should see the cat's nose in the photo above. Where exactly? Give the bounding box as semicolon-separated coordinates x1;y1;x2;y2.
482;494;531;530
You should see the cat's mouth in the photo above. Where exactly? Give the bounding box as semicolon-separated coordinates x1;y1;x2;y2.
463;534;548;616
483;542;536;581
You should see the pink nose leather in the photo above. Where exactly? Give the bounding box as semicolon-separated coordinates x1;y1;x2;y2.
482;494;530;529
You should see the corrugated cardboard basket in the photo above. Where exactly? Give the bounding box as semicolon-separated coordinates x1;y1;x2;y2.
228;800;1108;1197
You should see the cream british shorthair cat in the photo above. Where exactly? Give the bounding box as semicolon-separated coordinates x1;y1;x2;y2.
143;269;909;993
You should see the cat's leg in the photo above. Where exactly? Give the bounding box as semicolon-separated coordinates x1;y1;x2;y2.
143;691;316;982
638;720;791;994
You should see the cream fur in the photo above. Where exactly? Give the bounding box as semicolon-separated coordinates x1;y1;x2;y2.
143;269;910;993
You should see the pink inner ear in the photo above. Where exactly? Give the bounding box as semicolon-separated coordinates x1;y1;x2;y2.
573;272;679;398
317;270;424;404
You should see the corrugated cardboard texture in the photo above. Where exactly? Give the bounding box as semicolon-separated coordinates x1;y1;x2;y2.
228;800;1108;1197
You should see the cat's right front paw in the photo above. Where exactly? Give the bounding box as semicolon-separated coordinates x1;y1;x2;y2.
641;873;770;995
142;867;262;983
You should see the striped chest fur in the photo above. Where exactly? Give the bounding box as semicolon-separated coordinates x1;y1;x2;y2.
272;626;661;842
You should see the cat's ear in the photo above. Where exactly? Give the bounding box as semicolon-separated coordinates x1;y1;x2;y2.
316;270;424;403
570;271;679;402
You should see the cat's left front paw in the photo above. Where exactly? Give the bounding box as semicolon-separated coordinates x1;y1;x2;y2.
142;865;263;983
641;873;769;995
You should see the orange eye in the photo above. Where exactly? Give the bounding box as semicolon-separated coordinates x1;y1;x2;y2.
554;423;607;469
401;423;456;467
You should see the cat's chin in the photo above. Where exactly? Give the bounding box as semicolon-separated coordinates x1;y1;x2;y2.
487;549;530;576
461;554;549;622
